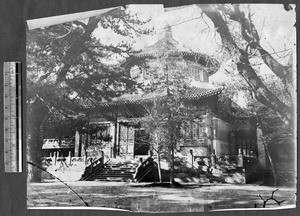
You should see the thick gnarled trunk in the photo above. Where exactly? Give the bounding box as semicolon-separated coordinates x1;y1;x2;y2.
236;58;292;124
27;127;42;182
27;99;48;182
200;4;293;125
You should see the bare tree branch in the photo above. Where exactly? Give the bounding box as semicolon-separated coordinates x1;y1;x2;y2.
198;4;293;125
219;4;292;86
57;15;104;82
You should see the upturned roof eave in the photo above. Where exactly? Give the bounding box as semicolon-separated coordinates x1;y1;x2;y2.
84;87;223;109
120;51;220;76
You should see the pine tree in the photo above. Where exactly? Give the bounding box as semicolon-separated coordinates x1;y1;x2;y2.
26;8;151;182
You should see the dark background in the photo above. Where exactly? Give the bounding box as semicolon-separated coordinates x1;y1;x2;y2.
0;0;298;216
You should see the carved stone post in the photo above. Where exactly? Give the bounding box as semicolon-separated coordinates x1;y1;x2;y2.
53;152;57;166
74;130;80;157
68;151;72;166
237;148;244;167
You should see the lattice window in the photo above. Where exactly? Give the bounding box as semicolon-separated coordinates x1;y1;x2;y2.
90;123;111;145
188;66;209;82
128;127;134;142
181;119;205;140
120;125;128;143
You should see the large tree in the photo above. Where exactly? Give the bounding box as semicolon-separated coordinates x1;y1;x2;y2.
26;7;151;182
198;4;295;127
198;4;295;185
137;45;205;184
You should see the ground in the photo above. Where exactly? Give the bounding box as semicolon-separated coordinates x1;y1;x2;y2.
27;181;296;212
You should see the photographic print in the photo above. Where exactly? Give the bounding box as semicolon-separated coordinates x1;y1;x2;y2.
26;3;296;212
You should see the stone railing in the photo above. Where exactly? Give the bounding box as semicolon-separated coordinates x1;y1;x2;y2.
42;154;99;167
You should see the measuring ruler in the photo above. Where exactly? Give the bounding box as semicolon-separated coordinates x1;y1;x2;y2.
3;62;22;172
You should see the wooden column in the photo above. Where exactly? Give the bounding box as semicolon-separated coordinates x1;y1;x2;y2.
113;117;118;158
229;132;236;155
205;107;213;155
118;123;121;156
80;134;86;158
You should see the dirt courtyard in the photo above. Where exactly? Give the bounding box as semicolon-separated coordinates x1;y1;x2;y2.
27;181;296;212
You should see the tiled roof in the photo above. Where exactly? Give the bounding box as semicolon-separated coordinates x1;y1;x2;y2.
120;26;219;75
183;87;223;100
77;86;223;109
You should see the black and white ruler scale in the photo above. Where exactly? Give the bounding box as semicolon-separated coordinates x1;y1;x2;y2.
3;62;22;172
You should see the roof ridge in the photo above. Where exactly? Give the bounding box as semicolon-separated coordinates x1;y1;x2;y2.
79;86;224;108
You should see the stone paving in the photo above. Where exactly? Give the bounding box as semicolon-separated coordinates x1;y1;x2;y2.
27;181;296;212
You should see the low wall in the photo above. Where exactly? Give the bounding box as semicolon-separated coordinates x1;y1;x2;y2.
155;154;260;184
42;164;85;182
42;157;91;182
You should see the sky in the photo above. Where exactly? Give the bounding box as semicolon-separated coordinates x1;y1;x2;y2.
91;4;296;108
92;4;296;66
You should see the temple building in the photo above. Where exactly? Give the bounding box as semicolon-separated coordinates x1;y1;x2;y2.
74;26;259;163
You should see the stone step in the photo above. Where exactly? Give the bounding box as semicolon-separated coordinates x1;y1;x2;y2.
97;169;134;173
98;172;134;176
103;167;134;170
91;173;134;179
94;173;133;177
86;161;138;181
106;162;136;166
105;166;136;170
95;177;133;182
102;168;135;172
99;170;134;174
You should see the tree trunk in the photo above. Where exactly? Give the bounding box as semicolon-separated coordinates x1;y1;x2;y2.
236;58;292;124
261;136;279;186
170;137;175;185
200;5;292;125
56;16;104;82
157;152;162;183
27;99;48;182
217;4;292;87
27;124;43;182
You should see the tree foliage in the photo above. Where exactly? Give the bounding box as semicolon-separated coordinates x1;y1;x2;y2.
26;8;151;181
137;37;204;183
198;4;295;127
27;8;151;106
198;4;295;185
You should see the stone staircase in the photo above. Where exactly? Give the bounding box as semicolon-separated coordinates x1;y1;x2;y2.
85;163;137;181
